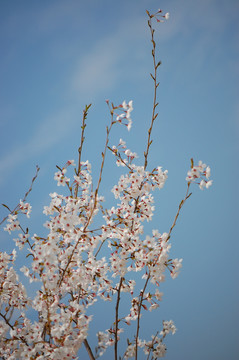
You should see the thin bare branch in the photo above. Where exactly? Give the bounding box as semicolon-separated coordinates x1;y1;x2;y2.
74;104;91;198
144;12;161;170
0;165;40;226
166;183;192;242
0;312;29;347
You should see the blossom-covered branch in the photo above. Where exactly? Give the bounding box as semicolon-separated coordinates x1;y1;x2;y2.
0;7;213;360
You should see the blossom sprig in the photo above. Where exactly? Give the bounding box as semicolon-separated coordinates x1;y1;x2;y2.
110;138;138;168
186;159;213;190
166;258;183;279
1;165;39;229
3;213;21;234
53;160;76;186
3;198;33;253
124;319;176;360
0;249;31;313
147;9;170;22
109;100;133;131
2;199;31;234
54;167;70;187
13;232;30;250
95;329;115;357
53;160;94;201
143;335;166;359
73;160;92;189
123;289;163;325
160;320;177;337
124;338;146;359
19;200;32;218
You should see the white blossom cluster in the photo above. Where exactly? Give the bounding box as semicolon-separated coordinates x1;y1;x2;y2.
186;160;212;190
115;100;133;131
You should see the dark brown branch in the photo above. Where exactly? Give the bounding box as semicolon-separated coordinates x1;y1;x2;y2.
84;339;95;360
114;277;123;360
135;274;150;360
0;312;29;347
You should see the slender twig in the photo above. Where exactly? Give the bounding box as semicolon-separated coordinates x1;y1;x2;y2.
0;165;40;226
0;312;29;347
146;331;159;360
144;11;161;170
0;312;14;331
94;238;107;258
93;113;114;211
166;183;192;242
107;147;133;171
74;104;91;198
22;165;40;202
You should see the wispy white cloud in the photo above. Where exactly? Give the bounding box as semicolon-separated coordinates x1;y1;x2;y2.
69;0;236;102
36;1;80;34
0;108;76;185
70;15;150;100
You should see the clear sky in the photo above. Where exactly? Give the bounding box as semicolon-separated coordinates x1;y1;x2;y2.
0;0;238;359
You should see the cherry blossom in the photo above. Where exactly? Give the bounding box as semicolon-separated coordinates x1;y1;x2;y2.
0;8;213;360
186;160;213;189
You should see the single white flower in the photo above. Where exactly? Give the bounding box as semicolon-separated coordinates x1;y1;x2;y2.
206;166;211;178
206;180;213;188
165;12;170;20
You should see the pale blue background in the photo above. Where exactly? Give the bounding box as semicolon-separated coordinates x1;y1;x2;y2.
0;0;238;359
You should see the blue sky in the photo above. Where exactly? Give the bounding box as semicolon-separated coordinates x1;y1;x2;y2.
0;0;238;359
